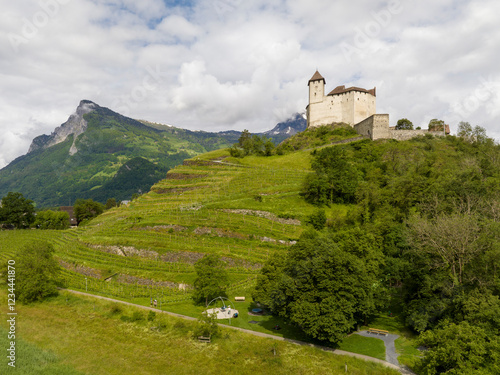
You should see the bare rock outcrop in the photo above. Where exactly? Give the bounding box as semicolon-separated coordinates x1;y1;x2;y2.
28;100;96;155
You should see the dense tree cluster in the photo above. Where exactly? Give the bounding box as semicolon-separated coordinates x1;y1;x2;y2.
258;132;500;372
254;229;384;344
229;130;275;157
34;210;69;229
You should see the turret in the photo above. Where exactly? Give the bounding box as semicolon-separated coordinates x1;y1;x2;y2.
308;70;325;105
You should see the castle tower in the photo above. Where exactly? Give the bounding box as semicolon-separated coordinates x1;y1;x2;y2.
308;70;325;104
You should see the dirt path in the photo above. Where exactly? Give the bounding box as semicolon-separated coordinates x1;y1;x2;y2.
64;289;406;373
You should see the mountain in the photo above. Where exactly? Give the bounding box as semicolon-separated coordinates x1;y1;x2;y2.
0;101;304;207
263;113;307;144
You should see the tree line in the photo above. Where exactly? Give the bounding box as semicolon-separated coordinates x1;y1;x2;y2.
0;192;122;229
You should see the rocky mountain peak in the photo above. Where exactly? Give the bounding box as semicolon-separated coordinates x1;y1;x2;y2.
28;100;98;154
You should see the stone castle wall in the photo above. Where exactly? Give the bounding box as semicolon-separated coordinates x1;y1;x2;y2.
354;114;390;140
388;129;428;141
355;119;448;141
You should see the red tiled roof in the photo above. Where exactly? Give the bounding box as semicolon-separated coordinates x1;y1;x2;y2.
328;85;376;97
308;70;326;85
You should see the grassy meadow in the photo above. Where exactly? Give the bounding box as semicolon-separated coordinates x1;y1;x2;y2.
0;290;399;375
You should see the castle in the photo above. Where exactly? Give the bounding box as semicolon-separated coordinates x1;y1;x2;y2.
306;70;377;128
306;70;449;140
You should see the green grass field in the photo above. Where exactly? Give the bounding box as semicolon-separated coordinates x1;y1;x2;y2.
338;335;386;361
0;290;399;375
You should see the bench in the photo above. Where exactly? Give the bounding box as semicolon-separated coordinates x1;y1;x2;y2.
368;328;389;336
198;336;211;343
234;296;245;302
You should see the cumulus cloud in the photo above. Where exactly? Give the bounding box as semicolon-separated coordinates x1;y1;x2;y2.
0;0;499;168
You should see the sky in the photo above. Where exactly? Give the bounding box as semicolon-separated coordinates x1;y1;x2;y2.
1;0;499;168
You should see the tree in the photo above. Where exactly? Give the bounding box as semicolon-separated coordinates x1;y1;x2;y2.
192;254;228;306
402;212;498;332
238;129;253;155
428;119;446;132
406;212;488;287
457;122;488;144
417;321;500;375
105;198;118;210
33;210;69;229
457;121;473;140
74;199;104;225
305;209;327;230
254;231;381;344
264;138;275;156
301;146;359;204
193;311;220;339
0;192;35;228
3;242;61;303
396;118;414;130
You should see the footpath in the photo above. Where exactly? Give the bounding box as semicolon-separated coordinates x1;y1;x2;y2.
65;289;412;374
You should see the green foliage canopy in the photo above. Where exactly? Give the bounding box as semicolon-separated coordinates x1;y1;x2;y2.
3;242;61;303
395;118;414;130
33;210;70;229
74;198;105;225
0;192;35;228
301;146;359;205
253;230;382;344
192;254;229;306
417;321;500;375
229;130;275;157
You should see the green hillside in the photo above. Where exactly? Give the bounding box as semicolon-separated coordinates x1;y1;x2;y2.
0;127;363;303
0;104;239;207
1;127;499;373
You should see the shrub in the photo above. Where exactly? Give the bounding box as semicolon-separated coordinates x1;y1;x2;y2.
147;311;156;322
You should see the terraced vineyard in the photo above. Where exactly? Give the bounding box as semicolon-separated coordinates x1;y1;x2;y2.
1;146;344;305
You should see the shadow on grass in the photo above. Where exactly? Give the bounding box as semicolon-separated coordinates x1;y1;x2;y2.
243;301;336;347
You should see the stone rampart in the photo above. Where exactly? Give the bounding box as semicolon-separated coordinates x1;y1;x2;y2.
354;114;390;140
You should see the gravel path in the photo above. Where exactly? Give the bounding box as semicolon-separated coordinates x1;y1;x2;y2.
63;289;406;373
355;330;400;365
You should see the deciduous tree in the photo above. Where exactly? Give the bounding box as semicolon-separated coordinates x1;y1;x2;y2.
0;192;35;228
4;242;61;303
428;119;446;132
254;230;381;344
192;254;228;306
396;118;414;130
74;198;104;225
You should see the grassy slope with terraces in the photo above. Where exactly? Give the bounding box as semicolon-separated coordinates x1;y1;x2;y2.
0;127;360;303
0;128;403;374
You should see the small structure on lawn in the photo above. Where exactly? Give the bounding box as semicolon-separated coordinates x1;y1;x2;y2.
204;296;239;319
